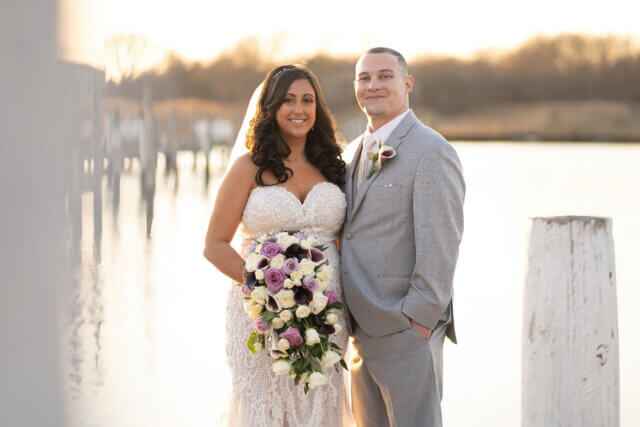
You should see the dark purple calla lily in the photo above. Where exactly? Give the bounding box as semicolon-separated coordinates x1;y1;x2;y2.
265;237;278;243
294;286;313;305
270;349;287;358
284;244;301;259
312;314;335;335
245;271;257;290
318;323;336;335
257;258;269;270
267;295;280;311
309;248;324;263
296;245;308;260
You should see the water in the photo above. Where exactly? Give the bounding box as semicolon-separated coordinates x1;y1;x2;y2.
62;143;640;426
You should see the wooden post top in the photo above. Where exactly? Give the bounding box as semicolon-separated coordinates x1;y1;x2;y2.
529;216;611;225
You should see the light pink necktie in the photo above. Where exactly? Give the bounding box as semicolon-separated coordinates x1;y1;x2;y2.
356;135;376;189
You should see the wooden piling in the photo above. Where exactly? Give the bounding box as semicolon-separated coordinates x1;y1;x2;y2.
523;216;619;426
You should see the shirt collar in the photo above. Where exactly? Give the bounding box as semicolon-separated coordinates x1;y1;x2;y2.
364;109;411;148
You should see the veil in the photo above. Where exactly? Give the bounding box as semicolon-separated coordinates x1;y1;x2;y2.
225;83;263;173
226;83;263;252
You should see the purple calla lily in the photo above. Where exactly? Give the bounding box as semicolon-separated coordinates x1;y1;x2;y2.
294;286;313;305
267;295;281;311
309;248;324;263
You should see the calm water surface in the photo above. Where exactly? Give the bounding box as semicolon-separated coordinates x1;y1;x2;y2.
62;143;640;426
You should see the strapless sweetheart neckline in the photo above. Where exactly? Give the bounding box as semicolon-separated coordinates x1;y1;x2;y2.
250;181;340;206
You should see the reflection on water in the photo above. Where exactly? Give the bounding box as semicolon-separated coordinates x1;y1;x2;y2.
62;144;640;426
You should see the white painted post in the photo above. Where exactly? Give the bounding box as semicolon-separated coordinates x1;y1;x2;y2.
523;216;619;427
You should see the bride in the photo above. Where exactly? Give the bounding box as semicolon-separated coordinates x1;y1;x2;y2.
203;64;353;426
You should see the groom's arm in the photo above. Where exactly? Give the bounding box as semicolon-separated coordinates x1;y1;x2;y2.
402;140;465;332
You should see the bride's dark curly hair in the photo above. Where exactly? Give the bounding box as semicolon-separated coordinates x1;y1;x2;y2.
245;64;345;186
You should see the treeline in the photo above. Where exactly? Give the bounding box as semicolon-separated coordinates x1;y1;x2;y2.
106;34;640;115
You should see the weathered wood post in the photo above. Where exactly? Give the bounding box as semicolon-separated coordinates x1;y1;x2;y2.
523;216;619;427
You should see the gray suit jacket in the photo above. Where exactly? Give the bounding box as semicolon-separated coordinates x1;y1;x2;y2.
339;110;465;342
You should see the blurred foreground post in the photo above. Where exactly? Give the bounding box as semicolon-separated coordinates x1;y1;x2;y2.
1;0;66;426
523;216;619;427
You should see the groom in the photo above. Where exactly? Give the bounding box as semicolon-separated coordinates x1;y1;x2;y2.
339;47;465;427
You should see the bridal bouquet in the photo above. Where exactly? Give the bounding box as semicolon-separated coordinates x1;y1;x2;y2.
239;231;348;393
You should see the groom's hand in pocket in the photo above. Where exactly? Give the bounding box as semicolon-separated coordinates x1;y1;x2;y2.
410;318;432;341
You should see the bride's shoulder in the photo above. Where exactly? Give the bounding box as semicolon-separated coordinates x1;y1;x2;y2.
227;153;258;177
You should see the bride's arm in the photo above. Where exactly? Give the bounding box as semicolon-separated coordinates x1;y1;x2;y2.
203;153;257;283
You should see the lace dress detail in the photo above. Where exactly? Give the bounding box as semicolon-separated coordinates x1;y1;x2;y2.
224;182;353;426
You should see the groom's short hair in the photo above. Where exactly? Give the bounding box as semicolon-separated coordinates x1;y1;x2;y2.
364;47;408;75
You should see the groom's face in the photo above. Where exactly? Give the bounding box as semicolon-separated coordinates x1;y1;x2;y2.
355;53;413;124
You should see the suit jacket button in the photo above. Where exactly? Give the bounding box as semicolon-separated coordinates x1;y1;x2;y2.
345;233;353;240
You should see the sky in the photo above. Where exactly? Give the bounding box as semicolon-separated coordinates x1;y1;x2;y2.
59;0;640;80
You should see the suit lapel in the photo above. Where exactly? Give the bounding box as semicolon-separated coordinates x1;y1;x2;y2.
345;135;365;222
348;111;418;222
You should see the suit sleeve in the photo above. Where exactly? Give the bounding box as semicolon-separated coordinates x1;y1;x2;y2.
401;141;465;329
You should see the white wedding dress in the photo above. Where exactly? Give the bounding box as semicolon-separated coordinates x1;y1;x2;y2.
223;181;353;426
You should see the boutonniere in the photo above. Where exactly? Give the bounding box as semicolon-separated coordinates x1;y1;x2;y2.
366;139;397;179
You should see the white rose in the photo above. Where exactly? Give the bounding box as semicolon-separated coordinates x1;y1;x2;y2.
276;231;289;241
308;372;327;389
305;328;321;346
255;269;265;281
245;253;260;272
243;301;263;320
320;350;341;370
326;312;338;324
293;278;302;287
275;289;296;309
299;259;315;276
317;277;329;292
253;342;263;352
279;234;298;249
290;270;303;280
310;292;329;314
280;310;292;322
308;236;319;246
317;265;333;281
272;317;285;329
295;305;311;319
278;338;290;351
332;324;343;335
283;279;294;289
270;254;285;269
250;287;268;305
272;360;291;376
300;239;312;250
255;243;263;253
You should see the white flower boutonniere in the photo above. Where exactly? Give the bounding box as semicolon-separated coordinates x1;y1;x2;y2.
366;139;397;179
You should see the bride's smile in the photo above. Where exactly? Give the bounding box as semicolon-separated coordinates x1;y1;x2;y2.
275;78;316;142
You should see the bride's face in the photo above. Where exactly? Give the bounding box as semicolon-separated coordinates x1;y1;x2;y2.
275;78;316;142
